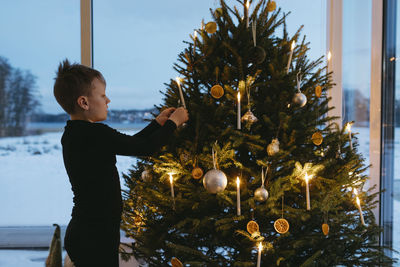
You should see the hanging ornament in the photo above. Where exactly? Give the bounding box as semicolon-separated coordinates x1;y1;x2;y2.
274;196;290;234
171;257;183;267
141;169;152;182
192;167;203;179
250;22;266;64
241;110;258;124
311;132;323;146
274;218;289;234
267;0;277;12
322;223;330;236
247;220;263;241
267;138;280;156
292;70;307;107
203;144;227;194
247;220;259;234
254;167;269;202
211;84;224;99
241;81;258;126
205;21;217;34
315;85;322;98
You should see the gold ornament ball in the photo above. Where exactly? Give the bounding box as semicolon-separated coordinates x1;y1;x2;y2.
246;220;260;234
274;218;290;234
210;84;224;99
315;85;322;97
322;223;330;236
267;1;277;12
171;257;183;267
192;167;204;179
205;21;217;34
312;132;323;146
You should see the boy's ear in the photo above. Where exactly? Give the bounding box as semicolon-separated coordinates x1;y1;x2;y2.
77;96;89;111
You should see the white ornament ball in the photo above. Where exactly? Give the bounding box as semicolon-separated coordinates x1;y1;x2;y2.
203;169;227;194
267;138;280;156
254;187;269;202
293;92;307;107
141;170;152;182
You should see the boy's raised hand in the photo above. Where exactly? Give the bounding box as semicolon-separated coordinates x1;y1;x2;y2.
155;107;176;126
168;107;189;127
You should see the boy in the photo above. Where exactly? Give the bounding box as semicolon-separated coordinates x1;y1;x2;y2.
53;59;188;267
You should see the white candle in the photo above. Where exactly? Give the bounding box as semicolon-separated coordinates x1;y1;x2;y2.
246;0;250;28
354;189;366;226
175;77;186;109
237;92;241;129
286;40;295;74
256;242;262;267
169;173;175;210
305;173;312;210
236;177;241;216
346;122;353;150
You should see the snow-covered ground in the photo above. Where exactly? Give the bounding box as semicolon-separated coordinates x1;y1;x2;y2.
0;125;399;265
0;129;138;226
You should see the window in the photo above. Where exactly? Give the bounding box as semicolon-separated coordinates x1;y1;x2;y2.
0;0;80;227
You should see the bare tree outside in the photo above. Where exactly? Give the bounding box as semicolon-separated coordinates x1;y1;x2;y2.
0;56;40;137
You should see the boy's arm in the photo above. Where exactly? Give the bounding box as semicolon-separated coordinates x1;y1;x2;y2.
133;120;161;138
102;120;177;156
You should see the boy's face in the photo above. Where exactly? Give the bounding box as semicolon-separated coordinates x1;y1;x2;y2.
85;78;110;122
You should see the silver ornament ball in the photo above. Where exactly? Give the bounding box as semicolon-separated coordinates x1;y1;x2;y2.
254;186;269;202
293;92;307;107
203;169;228;194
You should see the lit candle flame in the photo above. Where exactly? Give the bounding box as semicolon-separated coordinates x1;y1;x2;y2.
246;0;250;9
304;173;312;182
175;77;181;86
237;91;240;101
327;51;332;61
291;40;296;50
356;196;361;206
169;173;173;184
345;122;352;132
258;242;263;251
194;31;197;39
236;176;240;187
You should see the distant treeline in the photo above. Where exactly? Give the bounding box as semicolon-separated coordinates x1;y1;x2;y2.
30;108;157;123
0;56;39;137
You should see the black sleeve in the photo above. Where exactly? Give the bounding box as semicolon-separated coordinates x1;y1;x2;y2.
133;120;161;138
101;120;177;156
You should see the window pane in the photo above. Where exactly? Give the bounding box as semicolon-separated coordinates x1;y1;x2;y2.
0;0;80;228
342;0;371;170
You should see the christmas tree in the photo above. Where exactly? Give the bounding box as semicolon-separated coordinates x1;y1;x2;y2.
121;0;394;266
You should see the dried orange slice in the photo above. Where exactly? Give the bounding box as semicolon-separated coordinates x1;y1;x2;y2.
171;257;183;267
192;167;204;179
312;132;323;146
315;85;322;97
247;220;259;234
274;218;289;234
205;22;217;34
211;85;224;99
322;223;330;236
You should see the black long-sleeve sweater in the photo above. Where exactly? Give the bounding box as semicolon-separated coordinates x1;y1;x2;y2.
61;119;177;221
